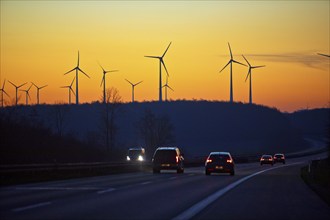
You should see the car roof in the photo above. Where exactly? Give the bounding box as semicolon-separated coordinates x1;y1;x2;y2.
128;147;145;150
209;152;231;155
274;153;284;155
261;154;272;157
156;147;178;150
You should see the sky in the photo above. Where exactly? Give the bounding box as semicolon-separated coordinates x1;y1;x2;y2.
1;0;329;112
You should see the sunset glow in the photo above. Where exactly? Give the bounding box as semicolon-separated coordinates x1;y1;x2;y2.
1;1;329;112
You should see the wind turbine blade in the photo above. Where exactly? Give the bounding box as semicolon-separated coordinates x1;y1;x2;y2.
77;50;80;67
161;60;169;76
105;70;119;73
70;87;76;96
27;84;33;91
252;65;266;69
233;60;247;67
64;67;76;75
70;77;75;86
8;81;16;87
100;76;105;87
40;85;48;89
32;82;38;88
125;79;133;86
3;90;9;97
317;53;330;58
18;82;27;88
145;56;160;59
2;79;5;90
60;86;69;88
167;85;174;91
242;55;251;67
135;81;143;86
219;61;231;73
228;42;233;59
98;62;106;73
162;42;172;58
27;92;31;100
245;70;251;82
78;68;90;78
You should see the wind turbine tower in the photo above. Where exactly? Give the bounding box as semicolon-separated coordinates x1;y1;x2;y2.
0;79;10;107
20;84;33;105
242;55;265;104
145;42;172;102
162;75;174;102
64;51;90;105
8;81;27;106
219;43;246;103
61;77;76;104
32;83;47;105
125;79;143;103
99;63;118;104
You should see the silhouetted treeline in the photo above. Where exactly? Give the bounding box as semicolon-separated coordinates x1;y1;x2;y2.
1;101;326;163
0;110;113;164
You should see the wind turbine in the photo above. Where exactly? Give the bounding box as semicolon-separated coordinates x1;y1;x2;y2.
145;42;172;102
20;84;33;105
0;79;10;107
61;77;76;104
8;81;27;106
125;79;143;103
32;83;47;105
317;53;330;58
242;55;265;104
64;51;90;105
219;43;246;103
162;75;174;102
99;63;118;104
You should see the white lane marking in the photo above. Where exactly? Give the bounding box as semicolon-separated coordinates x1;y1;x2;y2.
140;181;152;185
97;188;116;194
12;202;52;212
172;162;303;220
16;187;101;191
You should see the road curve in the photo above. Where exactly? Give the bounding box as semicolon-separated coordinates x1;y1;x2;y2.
0;154;329;220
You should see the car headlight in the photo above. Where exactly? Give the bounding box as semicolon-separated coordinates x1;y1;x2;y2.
127;156;130;161
138;155;144;161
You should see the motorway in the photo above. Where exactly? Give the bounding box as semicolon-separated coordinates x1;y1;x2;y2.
1;154;329;220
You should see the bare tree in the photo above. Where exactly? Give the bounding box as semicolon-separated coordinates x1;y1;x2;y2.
52;102;69;137
137;110;175;157
100;87;122;152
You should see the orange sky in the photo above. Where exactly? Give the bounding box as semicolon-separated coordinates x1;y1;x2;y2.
1;1;329;112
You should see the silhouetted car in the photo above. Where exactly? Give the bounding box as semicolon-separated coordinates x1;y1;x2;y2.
205;152;235;176
152;147;184;174
273;153;285;164
260;155;274;166
126;147;145;162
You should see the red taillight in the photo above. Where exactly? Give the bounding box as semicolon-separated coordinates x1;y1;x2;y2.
176;156;179;163
226;159;232;163
206;159;212;163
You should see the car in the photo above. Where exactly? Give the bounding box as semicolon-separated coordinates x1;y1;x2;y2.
273;153;285;164
152;147;184;174
260;154;274;166
205;152;235;176
126;147;146;162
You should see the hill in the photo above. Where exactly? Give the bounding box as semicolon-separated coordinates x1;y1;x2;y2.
1;101;313;162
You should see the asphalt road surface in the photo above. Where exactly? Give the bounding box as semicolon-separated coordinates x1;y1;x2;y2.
1;154;329;220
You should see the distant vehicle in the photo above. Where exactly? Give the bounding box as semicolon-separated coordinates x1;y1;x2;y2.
152;147;184;174
126;147;145;162
205;152;235;176
260;155;274;166
273;153;285;164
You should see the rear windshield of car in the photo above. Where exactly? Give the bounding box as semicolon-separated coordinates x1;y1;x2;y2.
274;154;283;157
263;155;272;159
209;154;230;161
154;150;177;161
